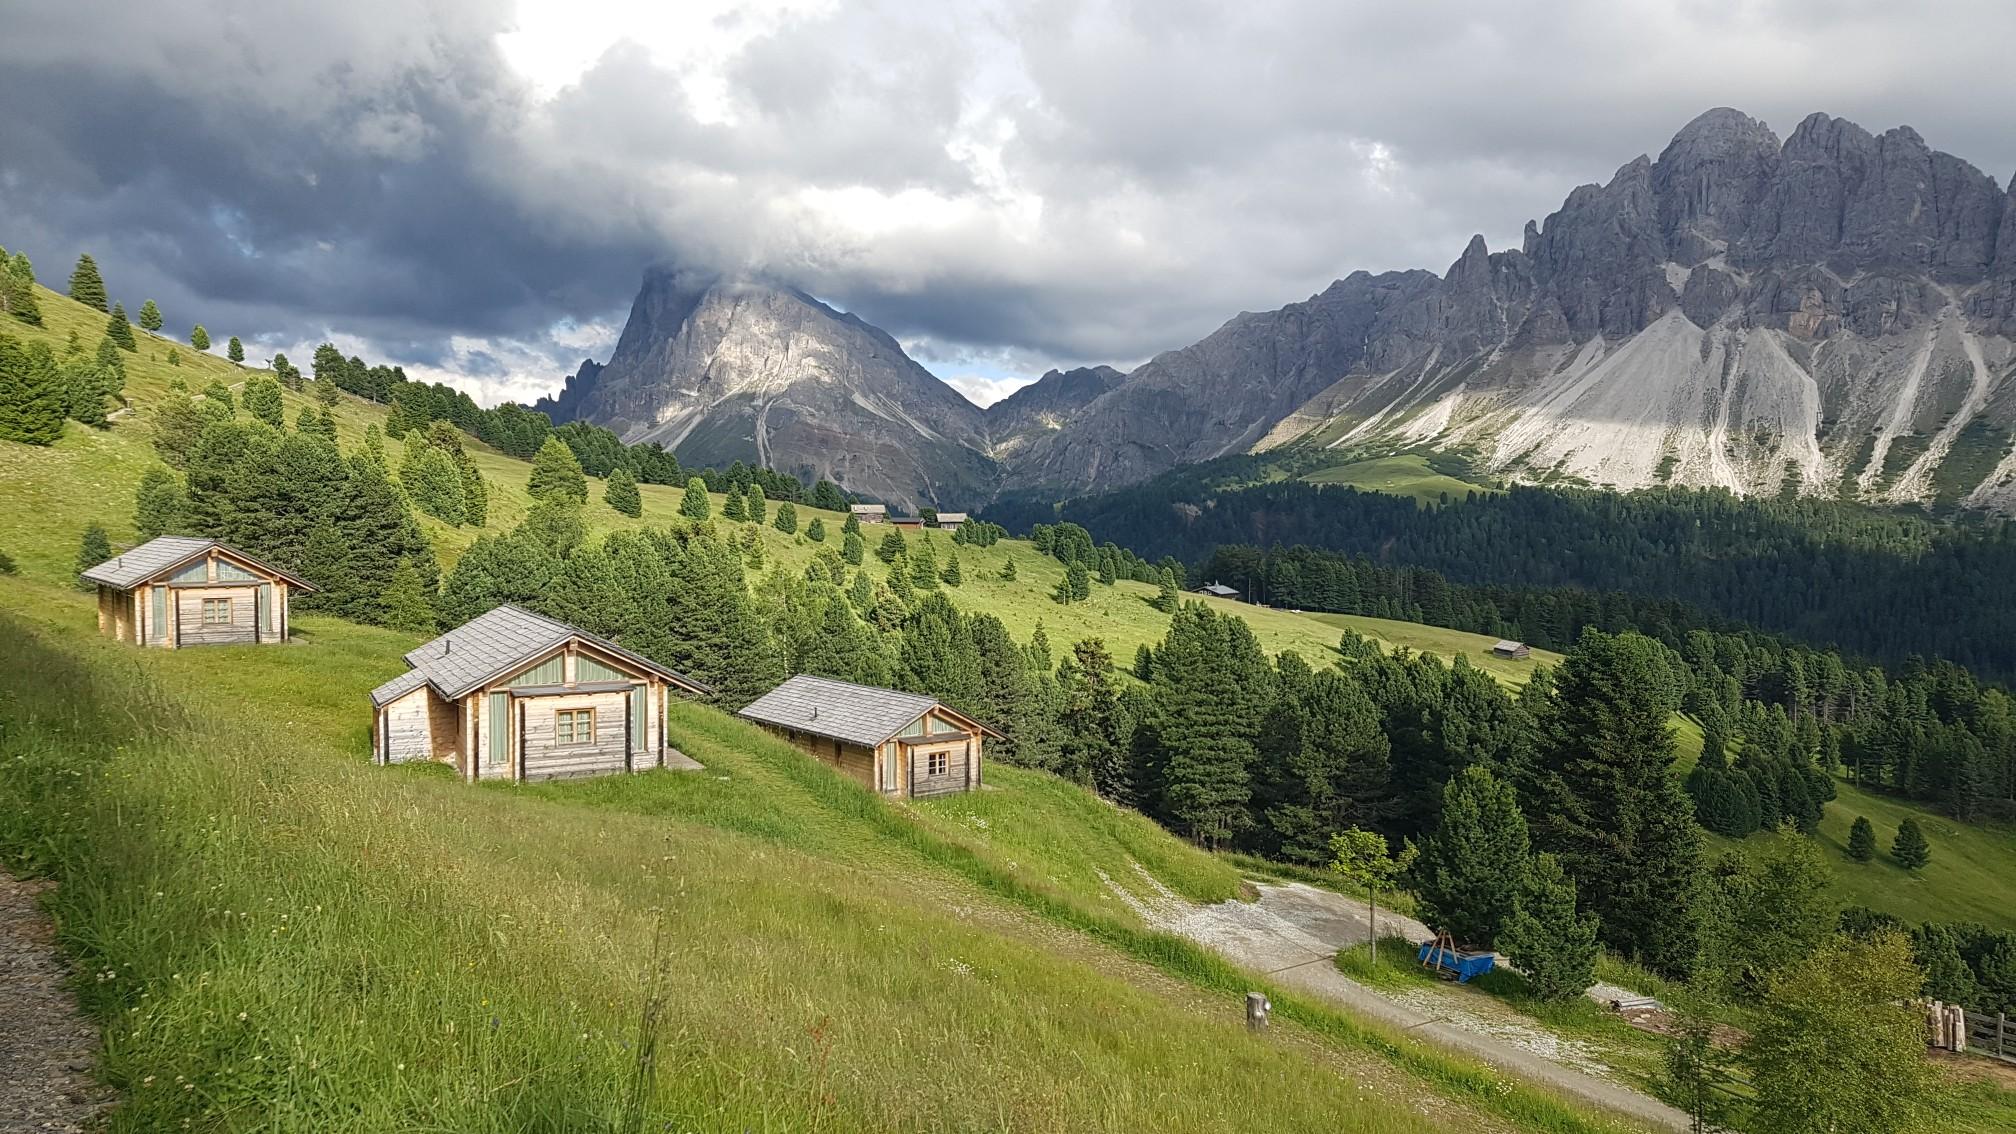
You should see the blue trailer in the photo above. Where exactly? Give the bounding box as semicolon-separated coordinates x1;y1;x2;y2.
1418;936;1495;983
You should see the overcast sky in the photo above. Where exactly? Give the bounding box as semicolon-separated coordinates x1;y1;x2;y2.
4;0;2013;407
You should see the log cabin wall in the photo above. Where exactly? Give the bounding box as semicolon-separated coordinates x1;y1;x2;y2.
517;690;630;781
173;586;261;647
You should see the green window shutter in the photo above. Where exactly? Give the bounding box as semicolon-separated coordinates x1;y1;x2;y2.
150;587;167;642
168;561;209;585
257;584;273;634
578;655;625;682
488;693;510;765
216;560;258;582
630;685;647;751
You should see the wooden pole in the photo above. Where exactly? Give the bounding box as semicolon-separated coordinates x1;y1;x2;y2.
1245;992;1270;1031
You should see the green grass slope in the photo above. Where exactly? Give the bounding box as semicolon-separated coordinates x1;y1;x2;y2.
0;578;1640;1133
1301;454;1499;506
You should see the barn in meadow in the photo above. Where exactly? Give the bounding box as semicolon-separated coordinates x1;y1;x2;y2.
79;535;315;648
369;604;711;783
736;674;999;798
1491;640;1532;660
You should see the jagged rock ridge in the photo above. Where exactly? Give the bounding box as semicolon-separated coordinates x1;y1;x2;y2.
1009;108;2016;513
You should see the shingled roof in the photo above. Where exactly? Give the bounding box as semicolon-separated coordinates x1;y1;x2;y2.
79;535;317;591
369;604;709;706
737;674;997;748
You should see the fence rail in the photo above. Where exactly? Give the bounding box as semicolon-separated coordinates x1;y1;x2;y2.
1964;1010;2012;1063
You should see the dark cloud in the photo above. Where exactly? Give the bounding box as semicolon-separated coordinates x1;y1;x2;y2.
5;0;2014;404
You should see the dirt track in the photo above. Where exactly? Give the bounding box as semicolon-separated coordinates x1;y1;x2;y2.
0;872;113;1133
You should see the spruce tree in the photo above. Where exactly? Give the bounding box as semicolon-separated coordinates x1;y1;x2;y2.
189;324;210;351
604;466;642;517
459;461;488;528
942;552;963;586
1409;766;1532;946
62;357;108;427
133;467;188;540
527;437;588;504
241;375;285;427
659;529;784;707
721;485;748;521
877;528;906;563
402;446;468;525
1522;629;1705;977
897;593;983;710
138;299;164;331
1498;853;1600;1001
76;523;112;589
969;612;1045;766
68;254;108;311
0;336;67;445
227;337;245;364
381;558;438;634
743;484;766;525
3;257;42;326
106;303;137;350
999;556;1017;581
1154;603;1274;844
842;511;862;536
679;477;711;520
1847;816;1876;862
910;534;939;589
797;591;889;687
804;515;823;541
1256;664;1393;865
1153;566;1180;612
773;500;798;534
1890;818;1930;870
313;376;339;406
841;529;864;564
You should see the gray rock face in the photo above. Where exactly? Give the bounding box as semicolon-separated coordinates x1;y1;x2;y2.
1007;108;2016;512
982;366;1126;460
544;271;995;511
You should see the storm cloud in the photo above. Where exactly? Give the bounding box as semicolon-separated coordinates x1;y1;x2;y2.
4;0;2014;403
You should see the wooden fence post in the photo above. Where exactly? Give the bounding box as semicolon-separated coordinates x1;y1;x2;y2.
1999;1012;2007;1059
1246;992;1270;1031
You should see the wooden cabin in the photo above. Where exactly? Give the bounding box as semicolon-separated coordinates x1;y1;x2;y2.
850;503;888;524
737;674;999;799
78;536;314;648
931;511;969;528
1198;581;1242;599
1491;640;1532;660
369;604;712;783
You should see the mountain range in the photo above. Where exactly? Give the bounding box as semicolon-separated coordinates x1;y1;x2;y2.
538;108;2016;514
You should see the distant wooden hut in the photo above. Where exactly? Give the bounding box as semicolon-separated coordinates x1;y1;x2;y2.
1198;581;1242;599
931;511;969;528
1491;640;1531;660
850;503;888;524
369;604;710;782
79;536;315;648
737;674;1000;798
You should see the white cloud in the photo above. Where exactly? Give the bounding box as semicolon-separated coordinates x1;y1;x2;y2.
942;373;1034;408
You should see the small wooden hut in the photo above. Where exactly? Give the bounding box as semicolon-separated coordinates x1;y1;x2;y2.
1491;640;1532;660
369;604;711;782
931;511;969;528
850;503;888;524
737;674;999;798
78;535;315;648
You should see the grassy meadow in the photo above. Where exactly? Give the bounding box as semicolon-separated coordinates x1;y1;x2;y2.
0;577;1655;1133
1300;454;1500;506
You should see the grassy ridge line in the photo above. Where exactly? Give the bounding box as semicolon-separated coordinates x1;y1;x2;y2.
0;606;1485;1134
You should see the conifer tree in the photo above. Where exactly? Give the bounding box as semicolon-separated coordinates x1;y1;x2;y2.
847;568;876;612
813;479;847;512
1255;662;1392;864
0;336;67;445
68;254;108;311
604;465;642;517
1154;603;1274;844
1522;629;1705;976
1052;559;1089;604
721;485;748;521
897;593;983;709
402;446;468;525
62;356;108;427
1499;853;1600;1001
1062;639;1132;798
1409;766;1531;946
241;375;285;427
773;500;798;534
679;477;711;520
841;529;864;564
2;256;42;326
969;612;1045;766
313;376;339;406
0;548;14;575
659;529;784;706
227;337;245;364
804;514;823;541
1891;818;1930;870
189;324;210;351
138;299;163;331
797;592;889;687
877;528;906;563
910;534;939;589
1847;816;1877;862
527;436;588;504
106;303;136;350
999;556;1017;581
1153;566;1180;612
64;329;81;355
76;523;112;589
381;558;438;634
942;551;963;586
842;510;861;536
744;484;766;525
133;467;188;540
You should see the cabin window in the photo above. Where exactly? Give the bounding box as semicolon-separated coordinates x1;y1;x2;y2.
927;751;949;777
555;708;595;745
201;597;233;625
